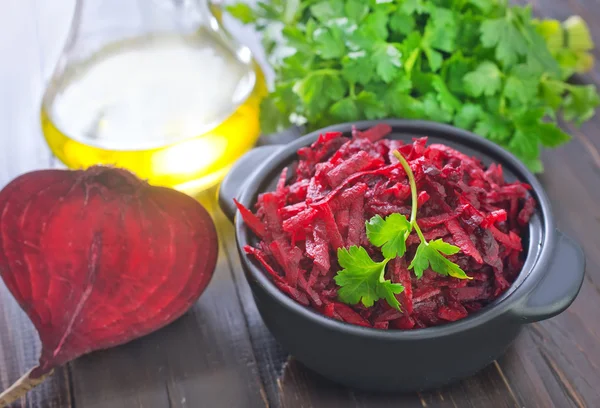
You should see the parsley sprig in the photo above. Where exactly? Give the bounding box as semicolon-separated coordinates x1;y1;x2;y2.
227;0;599;172
391;150;471;281
334;150;470;311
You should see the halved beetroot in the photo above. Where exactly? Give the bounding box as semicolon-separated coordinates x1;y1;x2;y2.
0;166;218;404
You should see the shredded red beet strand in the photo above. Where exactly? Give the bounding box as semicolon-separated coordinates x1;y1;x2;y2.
238;126;535;330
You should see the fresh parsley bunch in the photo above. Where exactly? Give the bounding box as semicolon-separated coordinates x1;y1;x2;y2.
227;0;600;172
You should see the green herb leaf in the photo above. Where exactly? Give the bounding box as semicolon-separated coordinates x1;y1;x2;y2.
481;16;528;67
467;0;494;14
424;7;457;53
474;113;512;143
454;104;483;130
424;47;443;72
541;79;566;110
344;0;368;23
293;71;346;121
230;0;600;174
313;26;346;59
225;3;256;24
329;98;359;122
366;214;412;259
409;240;470;279
432;76;462;113
463;61;502;97
387;94;425;119
535;19;564;53
310;0;344;22
390;10;416;36
334;246;404;310
402;0;428;15
342;53;375;85
503;64;541;106
536;123;571;147
564;16;594;52
364;10;388;40
509;129;539;162
373;43;402;83
481;7;561;76
563;84;600;125
356;91;387;119
423;93;453;122
401;32;423;74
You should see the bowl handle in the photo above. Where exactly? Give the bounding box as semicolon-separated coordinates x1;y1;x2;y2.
219;145;282;222
516;230;585;323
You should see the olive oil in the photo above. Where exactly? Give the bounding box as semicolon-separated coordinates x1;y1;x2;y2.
41;32;266;195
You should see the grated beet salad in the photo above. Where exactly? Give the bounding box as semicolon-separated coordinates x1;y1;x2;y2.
235;124;536;330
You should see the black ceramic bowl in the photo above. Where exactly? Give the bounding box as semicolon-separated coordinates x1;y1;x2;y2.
219;119;585;392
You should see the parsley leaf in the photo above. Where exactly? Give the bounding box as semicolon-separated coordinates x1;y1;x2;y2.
503;64;540;106
401;32;423;74
424;7;457;53
463;61;503;97
432;76;462;113
467;0;494;14
563;84;600;125
344;0;368;23
541;79;565;111
334;246;404;310
310;0;344;22
481;16;528;67
329;98;359;122
390;10;416;36
443;52;474;96
342;53;375;85
365;10;389;40
423;47;444;72
402;0;428;15
423;93;453;122
225;3;256;24
366;214;412;259
293;70;345;121
313;26;346;59
474;113;512;143
410;240;470;279
509;128;539;162
387;94;425;119
230;0;599;173
454;104;483;130
356;91;387;119
373;43;402;83
536;123;571;147
481;8;560;75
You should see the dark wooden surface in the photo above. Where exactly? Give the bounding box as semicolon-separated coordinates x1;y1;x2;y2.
1;0;600;407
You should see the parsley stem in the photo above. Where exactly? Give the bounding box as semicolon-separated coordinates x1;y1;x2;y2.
392;150;427;244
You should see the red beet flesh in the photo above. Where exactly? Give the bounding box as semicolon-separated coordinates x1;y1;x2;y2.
0;166;218;376
237;126;535;330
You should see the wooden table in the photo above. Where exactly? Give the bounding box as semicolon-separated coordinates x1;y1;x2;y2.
2;0;600;407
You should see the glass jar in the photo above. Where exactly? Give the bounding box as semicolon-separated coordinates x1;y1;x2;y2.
41;0;267;195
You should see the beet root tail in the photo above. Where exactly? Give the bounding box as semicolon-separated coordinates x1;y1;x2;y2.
0;367;54;406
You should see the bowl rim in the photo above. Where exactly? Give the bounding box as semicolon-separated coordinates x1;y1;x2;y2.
235;119;556;339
